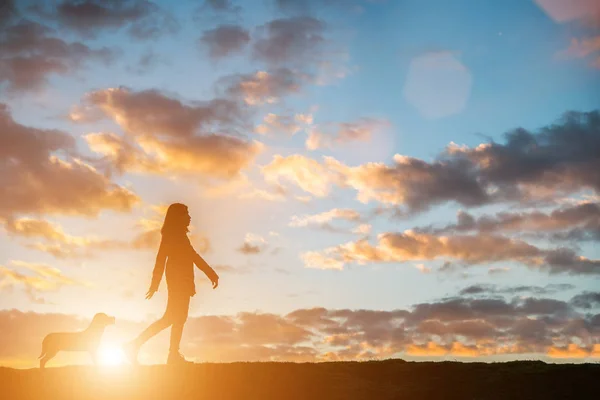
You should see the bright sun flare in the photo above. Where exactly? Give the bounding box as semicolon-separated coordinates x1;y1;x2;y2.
98;344;126;366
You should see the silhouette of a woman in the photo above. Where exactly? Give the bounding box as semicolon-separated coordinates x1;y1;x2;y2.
125;203;218;364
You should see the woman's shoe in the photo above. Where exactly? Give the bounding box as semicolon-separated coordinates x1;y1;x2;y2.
167;351;192;365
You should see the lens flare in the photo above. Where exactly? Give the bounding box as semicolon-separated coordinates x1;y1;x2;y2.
98;345;126;366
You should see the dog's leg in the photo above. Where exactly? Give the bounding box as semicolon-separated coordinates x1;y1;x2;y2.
89;349;98;366
40;351;57;369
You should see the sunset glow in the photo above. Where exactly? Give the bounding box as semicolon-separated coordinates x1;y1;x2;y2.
98;345;127;367
1;0;599;369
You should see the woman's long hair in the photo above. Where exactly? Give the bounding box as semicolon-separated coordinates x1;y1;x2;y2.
161;203;189;238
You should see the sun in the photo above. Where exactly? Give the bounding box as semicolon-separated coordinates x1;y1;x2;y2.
98;344;126;366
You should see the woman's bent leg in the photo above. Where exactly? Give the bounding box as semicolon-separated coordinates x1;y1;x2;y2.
134;317;171;346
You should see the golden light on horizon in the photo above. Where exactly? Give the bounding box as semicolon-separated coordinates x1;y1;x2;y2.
98;344;126;367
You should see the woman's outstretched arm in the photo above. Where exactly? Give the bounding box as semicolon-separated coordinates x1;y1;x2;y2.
193;251;219;289
147;237;168;298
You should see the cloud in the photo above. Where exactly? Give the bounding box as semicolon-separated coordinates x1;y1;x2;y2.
0;260;83;303
547;344;599;359
488;267;511;275
459;283;576;297
0;20;114;92
558;36;600;68
237;233;267;255
199;25;250;59
534;0;600;26
1;216;124;259
252;16;326;66
290;208;360;226
305;118;390;150
301;230;600;275
267;110;600;214
220;68;306;105
79;88;263;180
0;103;138;219
127;50;166;74
289;208;361;232
194;0;242;22
248;15;350;85
535;0;600;68
82;87;243;137
30;0;178;40
271;0;364;18
424;202;600;242
3;287;600;365
352;223;372;236
0;204;209;259
261;154;337;197
414;263;431;274
570;292;600;309
326;154;489;212
255;112;312;136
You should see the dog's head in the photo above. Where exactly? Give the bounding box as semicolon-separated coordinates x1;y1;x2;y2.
91;313;116;327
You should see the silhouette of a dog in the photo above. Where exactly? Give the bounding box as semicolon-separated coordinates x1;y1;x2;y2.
39;313;115;368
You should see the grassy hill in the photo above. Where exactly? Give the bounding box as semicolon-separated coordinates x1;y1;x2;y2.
2;360;598;399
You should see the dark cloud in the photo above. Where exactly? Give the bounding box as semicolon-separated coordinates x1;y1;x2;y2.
199;0;241;15
543;248;600;275
0;103;138;218
459;283;576;297
199;24;250;59
448;111;600;203
0;0;18;28
272;0;362;17
303;230;600;275
275;110;600;214
425;202;600;242
570;292;600;309
0;20;114;92
237;242;262;254
127;50;166;74
236;234;268;255
30;0;178;40
252;16;326;66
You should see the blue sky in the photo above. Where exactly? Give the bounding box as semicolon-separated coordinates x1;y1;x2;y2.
1;0;599;366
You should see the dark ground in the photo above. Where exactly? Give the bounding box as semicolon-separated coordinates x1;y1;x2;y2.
1;360;598;399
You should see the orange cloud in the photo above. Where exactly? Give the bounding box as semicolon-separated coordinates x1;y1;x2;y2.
534;0;600;25
2;217;124;259
222;69;305;105
558;36;600;68
289;208;361;227
301;231;542;270
255;112;312;136
2;292;600;367
262;154;336;197
305;118;389;150
80;88;264;180
0;104;138;219
547;344;593;359
0;260;84;303
406;342;448;356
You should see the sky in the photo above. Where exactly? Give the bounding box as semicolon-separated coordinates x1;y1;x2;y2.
0;0;599;367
